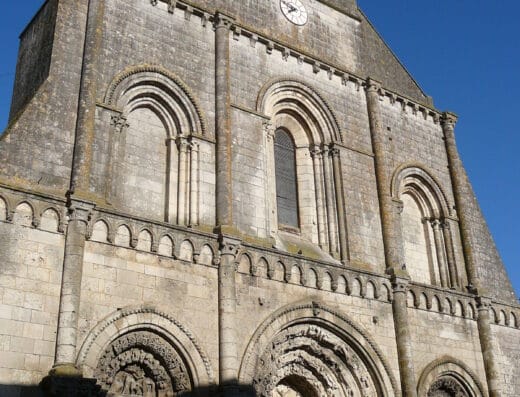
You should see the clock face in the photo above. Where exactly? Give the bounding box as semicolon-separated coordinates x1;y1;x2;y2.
280;0;308;26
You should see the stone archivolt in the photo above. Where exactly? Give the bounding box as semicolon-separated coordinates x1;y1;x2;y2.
253;323;379;397
95;330;191;397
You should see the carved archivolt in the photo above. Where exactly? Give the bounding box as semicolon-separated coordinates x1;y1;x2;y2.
239;301;397;397
76;305;215;389
417;357;484;397
95;330;191;397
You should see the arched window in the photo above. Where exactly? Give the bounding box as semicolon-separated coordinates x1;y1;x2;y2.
393;167;460;289
274;129;299;230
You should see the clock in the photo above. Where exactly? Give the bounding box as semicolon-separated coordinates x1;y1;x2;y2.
280;0;308;26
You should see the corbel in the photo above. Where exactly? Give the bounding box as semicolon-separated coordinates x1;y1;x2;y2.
266;40;274;54
233;26;241;41
282;47;290;61
312;61;321;74
184;5;193;20
249;33;258;47
167;0;176;13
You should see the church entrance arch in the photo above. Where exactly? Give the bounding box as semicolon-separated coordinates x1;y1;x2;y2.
95;330;191;397
239;301;397;397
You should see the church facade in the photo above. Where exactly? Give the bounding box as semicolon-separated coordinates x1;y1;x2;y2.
0;0;519;396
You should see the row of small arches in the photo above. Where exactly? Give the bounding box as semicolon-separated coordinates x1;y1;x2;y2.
407;289;477;319
89;219;216;265
0;195;63;233
236;252;393;302
490;306;520;329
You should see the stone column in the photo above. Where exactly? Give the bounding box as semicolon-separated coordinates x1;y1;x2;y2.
431;219;449;288
189;139;200;226
310;145;328;251
330;146;349;263
264;122;277;238
177;136;189;225
365;78;405;270
441;220;459;288
392;277;418;397
218;236;241;395
52;201;93;375
165;137;179;223
366;78;416;396
322;146;338;256
441;112;477;286
105;113;128;205
476;297;501;397
69;0;106;197
214;12;235;229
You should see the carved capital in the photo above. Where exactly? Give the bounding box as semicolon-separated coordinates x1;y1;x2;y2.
110;114;129;134
68;200;94;226
329;146;341;158
476;296;492;311
441;111;458;132
263;121;275;140
176;136;190;151
392;199;404;215
365;78;382;94
430;219;441;230
219;236;241;257
213;12;234;30
309;144;322;158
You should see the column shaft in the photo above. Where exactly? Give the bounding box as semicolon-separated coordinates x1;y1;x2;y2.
215;13;234;227
53;202;92;373
431;220;448;288
322;147;338;255
166;138;178;223
177;137;188;225
105;113;128;205
331;146;349;263
477;299;501;397
392;280;418;397
70;0;105;196
311;147;328;251
218;238;240;392
365;79;404;270
190;141;200;226
442;221;459;288
441;113;477;285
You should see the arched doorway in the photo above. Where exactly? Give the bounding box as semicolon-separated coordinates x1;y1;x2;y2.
239;302;397;397
95;330;192;396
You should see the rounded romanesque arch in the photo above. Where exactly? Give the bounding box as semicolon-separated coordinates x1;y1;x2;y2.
239;301;397;397
417;357;485;397
76;305;215;396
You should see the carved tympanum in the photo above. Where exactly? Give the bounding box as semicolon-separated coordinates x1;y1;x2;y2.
427;376;470;397
95;331;192;397
253;324;379;397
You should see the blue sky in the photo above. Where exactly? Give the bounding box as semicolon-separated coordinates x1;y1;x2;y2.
0;1;518;298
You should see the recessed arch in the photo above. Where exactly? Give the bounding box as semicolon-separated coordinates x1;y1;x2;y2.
417;357;485;397
76;305;215;391
104;64;205;136
239;301;397;396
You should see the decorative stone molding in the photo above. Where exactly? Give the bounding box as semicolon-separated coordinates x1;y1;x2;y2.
239;301;398;396
417;357;485;397
76;305;215;387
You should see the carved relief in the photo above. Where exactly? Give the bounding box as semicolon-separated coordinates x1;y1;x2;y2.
253;324;379;397
95;331;191;397
427;376;470;397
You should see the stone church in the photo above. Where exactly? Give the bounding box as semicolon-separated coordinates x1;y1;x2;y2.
0;0;519;396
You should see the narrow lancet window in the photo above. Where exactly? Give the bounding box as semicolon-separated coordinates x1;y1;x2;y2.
274;129;299;229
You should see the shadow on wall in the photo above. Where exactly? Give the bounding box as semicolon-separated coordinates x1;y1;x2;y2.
0;382;258;397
